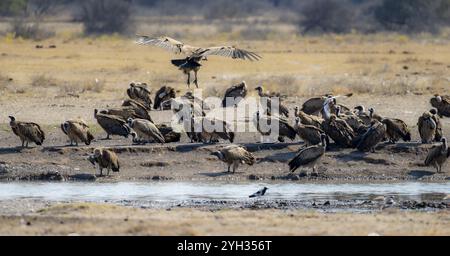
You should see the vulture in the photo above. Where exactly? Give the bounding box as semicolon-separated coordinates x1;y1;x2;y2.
127;118;165;144
94;109;131;139
8;116;45;148
430;108;443;142
61;119;94;146
222;81;248;107
368;108;383;122
127;82;153;110
336;106;368;135
210;145;256;173
122;98;151;112
356;120;387;153
195;117;235;144
353;105;372;126
100;106;153;122
418;111;437;144
424;137;449;173
289;134;327;174
153;86;176;110
255;86;289;118
321;99;356;148
294;118;325;147
301;94;352;116
382;118;411;143
156;124;181;143
136;36;261;88
430;95;450;118
182;91;211;111
254;111;297;143
294;106;323;129
254;86;286;98
88;148;120;176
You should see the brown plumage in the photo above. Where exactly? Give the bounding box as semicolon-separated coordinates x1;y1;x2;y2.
127;118;165;144
321;99;355;148
182;91;211;111
94;109;131;139
353;106;372;126
61;119;94;146
368;108;383;122
210;145;256;173
127;82;153;110
153;86;176;110
8;116;45;148
294;107;323;128
430;108;443;142
356;120;387;152
289;134;327;174
301;94;352;116
254;111;297;142
156;124;181;143
122;98;151;112
430;95;450;118
101;106;152;122
424;138;449;173
294;118;325;146
336;106;367;135
255;86;289;118
418;111;437;144
195;117;235;144
222;81;248;107
382;118;411;143
136;36;261;88
88;148;120;176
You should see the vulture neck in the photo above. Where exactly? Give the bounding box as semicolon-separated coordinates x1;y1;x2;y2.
322;104;331;121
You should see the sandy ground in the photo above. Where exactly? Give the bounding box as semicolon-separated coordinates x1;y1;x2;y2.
0;94;449;182
0;202;447;236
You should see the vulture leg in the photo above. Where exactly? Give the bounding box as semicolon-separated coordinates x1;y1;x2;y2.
25;141;29;148
186;72;191;88
21;139;24;148
233;162;239;173
227;164;231;173
193;70;199;88
434;162;439;173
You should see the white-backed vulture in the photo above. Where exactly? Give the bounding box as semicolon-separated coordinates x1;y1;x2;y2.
127;82;153;109
254;111;296;142
368;108;383;122
382;118;411;143
356;120;387;153
136;36;261;88
294;107;323;128
8;116;45;148
94;109;131;139
289;134;327;174
354;105;372;126
61;119;94;146
336;106;367;135
294;118;325;147
210;145;255;173
321;99;356;148
255;86;289;118
101;106;153;122
222;81;248;107
88;148;120;176
418;111;437;144
430;108;443;142
424;137;449;173
430;95;450;118
127;118;165;144
153;86;176;110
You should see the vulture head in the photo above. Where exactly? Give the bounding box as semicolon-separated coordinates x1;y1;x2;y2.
210;151;224;161
354;105;365;114
430;108;438;115
8;116;15;122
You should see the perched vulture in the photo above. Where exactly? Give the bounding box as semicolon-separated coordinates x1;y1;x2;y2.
210;145;255;173
8;116;45;147
127;82;153;110
430;108;443;142
255;86;289;118
289;134;327;174
294;107;323;129
61;119;94;146
222;81;248;107
94;109;131;139
153;86;176;110
101;106;152;122
356;120;387;153
136;36;261;88
321;99;356;148
418;111;437;144
127;118;165;144
382;118;411;143
353;105;372;126
424;137;449;173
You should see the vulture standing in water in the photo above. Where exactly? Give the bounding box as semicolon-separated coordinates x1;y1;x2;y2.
321;99;356;148
254;111;297;143
382;118;411;144
127;118;165;144
430;95;450;118
255;86;289;117
424;137;449;173
294;118;325;147
136;36;261;88
61;119;94;146
430;108;443;142
127;82;153;110
418;111;437;144
294;106;323;129
222;81;248;107
210;145;256;173
94;109;131;139
100;106;153;122
8;116;45;148
88;148;120;176
153;86;176;110
356;120;387;153
289;134;327;174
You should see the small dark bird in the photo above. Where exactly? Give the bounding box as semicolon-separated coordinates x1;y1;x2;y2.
9;116;45;148
249;187;268;198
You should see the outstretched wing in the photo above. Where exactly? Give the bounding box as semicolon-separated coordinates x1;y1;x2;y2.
135;35;197;55
198;46;261;61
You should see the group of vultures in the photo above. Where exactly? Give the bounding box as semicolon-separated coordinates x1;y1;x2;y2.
7;81;450;177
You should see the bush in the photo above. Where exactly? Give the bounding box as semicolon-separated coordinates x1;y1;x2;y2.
80;0;134;35
299;0;354;34
9;18;55;40
0;0;27;16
